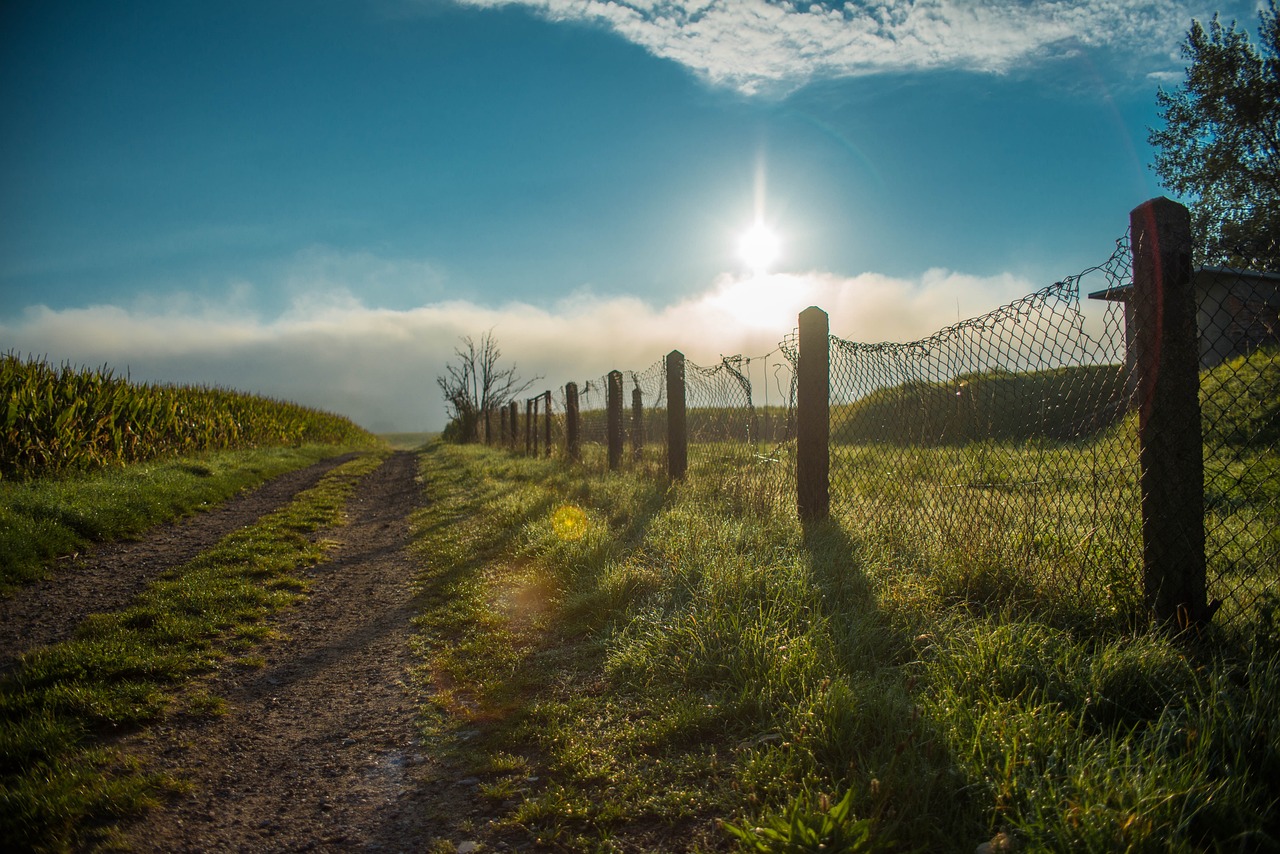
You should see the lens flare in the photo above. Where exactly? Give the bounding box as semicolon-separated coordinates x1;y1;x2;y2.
551;504;589;541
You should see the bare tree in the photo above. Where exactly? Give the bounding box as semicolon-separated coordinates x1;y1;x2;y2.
436;330;538;442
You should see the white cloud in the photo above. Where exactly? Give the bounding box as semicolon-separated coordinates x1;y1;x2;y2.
449;0;1200;93
2;265;1061;432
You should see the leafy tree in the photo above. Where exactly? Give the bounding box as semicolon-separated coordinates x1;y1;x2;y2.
436;330;538;442
1149;2;1280;268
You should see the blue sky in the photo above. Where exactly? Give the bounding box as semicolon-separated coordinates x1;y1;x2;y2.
0;0;1262;431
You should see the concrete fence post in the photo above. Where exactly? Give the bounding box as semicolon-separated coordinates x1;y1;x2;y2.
1130;197;1209;628
666;350;687;479
797;306;830;522
607;370;623;471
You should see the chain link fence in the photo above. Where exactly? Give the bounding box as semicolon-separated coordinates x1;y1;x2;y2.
811;240;1142;623
1195;238;1280;634
477;203;1277;636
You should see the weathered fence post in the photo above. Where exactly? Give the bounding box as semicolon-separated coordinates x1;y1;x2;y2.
666;350;687;479
1130;197;1208;629
484;408;492;445
509;401;519;450
631;386;644;460
500;405;509;447
543;390;552;458
607;370;623;471
797;306;830;522
565;382;580;461
525;399;533;456
534;395;543;457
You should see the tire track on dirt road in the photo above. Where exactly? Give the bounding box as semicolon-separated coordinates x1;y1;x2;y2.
120;450;464;852
0;453;357;674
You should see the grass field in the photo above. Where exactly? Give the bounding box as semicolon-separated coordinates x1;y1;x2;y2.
410;440;1279;851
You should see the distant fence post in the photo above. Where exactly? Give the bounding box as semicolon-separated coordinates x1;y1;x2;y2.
797;306;830;522
484;408;492;445
565;382;580;461
543;390;552;458
534;395;543;456
607;370;623;471
1130;197;1208;629
499;405;509;447
525;399;533;456
631;386;644;460
666;350;687;479
508;401;518;450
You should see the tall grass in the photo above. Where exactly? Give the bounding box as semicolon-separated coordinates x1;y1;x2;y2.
411;442;1280;851
1;353;377;480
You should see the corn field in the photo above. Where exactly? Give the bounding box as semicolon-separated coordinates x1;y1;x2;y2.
1;353;375;480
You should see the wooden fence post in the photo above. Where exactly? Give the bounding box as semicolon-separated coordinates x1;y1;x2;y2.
631;386;644;460
499;405;509;447
565;382;580;461
544;390;552;458
484;408;492;445
666;350;687;479
607;370;623;471
525;399;533;456
1130;197;1208;628
510;402;519;450
797;306;830;522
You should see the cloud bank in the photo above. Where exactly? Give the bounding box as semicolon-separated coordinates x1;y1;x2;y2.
451;0;1195;93
3;267;1053;432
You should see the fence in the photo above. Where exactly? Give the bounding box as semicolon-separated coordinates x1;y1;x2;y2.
479;198;1277;636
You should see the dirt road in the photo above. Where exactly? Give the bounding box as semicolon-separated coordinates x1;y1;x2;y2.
7;450;492;851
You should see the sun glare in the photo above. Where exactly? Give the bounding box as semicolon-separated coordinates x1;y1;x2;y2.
737;222;781;274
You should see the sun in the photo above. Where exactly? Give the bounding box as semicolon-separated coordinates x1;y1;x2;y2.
737;222;781;274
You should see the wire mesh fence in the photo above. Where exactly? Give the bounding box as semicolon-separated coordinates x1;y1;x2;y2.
812;238;1143;622
1194;241;1280;634
473;199;1277;636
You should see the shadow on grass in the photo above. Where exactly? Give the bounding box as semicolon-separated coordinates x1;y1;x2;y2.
798;516;986;850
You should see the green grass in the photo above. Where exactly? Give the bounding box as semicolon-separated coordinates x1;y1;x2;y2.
410;441;1280;852
0;451;386;852
0;444;366;594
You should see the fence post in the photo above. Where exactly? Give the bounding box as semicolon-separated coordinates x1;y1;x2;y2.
525;399;533;456
544;390;552;458
565;382;580;461
666;350;687;479
499;405;508;447
631;386;644;460
797;306;830;522
1130;197;1208;629
484;408;492;445
509;402;518;450
607;370;623;471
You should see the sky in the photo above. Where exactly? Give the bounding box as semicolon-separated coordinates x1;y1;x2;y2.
0;0;1265;432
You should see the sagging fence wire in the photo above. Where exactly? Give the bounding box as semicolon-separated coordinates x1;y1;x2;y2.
479;200;1277;635
802;236;1143;621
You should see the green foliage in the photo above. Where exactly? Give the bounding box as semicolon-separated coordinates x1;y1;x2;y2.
1201;347;1280;446
723;789;879;853
831;365;1128;446
1;353;377;480
1150;2;1280;267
